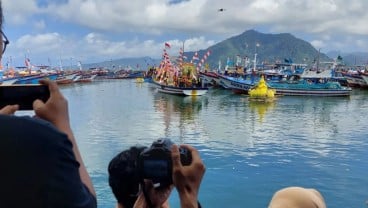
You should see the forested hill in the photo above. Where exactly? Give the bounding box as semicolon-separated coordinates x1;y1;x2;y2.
184;29;331;69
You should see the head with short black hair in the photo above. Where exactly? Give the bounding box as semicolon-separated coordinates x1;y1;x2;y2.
108;146;147;208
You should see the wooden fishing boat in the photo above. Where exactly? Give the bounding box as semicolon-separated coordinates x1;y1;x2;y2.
55;73;78;85
151;78;208;96
152;44;208;96
14;73;58;84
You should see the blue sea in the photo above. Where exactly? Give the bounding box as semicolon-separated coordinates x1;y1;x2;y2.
26;80;368;207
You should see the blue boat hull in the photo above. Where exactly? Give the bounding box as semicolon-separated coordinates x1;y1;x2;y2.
14;74;58;84
218;75;255;93
268;80;352;96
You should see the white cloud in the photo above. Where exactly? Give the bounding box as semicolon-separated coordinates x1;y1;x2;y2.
5;0;368;37
15;33;63;53
2;0;40;25
34;20;46;30
3;0;368;65
310;40;326;50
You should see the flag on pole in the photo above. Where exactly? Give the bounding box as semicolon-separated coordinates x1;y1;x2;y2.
191;51;199;63
25;58;31;68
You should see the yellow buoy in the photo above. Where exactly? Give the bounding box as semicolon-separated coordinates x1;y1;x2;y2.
135;77;144;83
248;76;276;101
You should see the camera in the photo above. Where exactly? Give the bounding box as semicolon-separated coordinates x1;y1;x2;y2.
138;139;192;188
0;84;50;110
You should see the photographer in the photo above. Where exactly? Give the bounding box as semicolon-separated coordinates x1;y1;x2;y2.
108;140;205;208
0;79;97;207
0;3;96;203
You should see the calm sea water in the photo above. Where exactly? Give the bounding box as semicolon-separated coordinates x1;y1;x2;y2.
24;80;368;208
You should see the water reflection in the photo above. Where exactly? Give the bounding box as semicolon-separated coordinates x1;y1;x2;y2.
153;92;208;140
57;81;368;208
248;99;276;123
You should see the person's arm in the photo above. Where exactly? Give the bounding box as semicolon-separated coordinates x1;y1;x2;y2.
171;144;205;208
0;104;19;115
33;79;96;197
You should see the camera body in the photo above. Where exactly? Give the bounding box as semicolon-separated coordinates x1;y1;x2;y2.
0;84;50;110
138;139;192;188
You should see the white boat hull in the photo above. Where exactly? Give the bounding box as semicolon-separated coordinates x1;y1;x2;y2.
152;80;208;96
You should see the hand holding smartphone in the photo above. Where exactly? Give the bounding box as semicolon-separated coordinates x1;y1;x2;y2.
0;84;50;110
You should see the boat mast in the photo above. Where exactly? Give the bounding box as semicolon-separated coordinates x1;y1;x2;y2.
253;53;257;72
316;48;320;71
253;42;259;72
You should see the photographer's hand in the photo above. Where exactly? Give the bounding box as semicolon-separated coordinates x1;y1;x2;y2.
0;104;19;115
33;79;70;130
133;180;172;208
171;144;205;208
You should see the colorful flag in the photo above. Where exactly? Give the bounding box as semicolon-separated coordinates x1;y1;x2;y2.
192;52;199;60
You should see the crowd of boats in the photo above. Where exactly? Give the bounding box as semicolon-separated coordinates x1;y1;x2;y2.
2;44;368;99
139;42;368;98
198;64;356;97
145;53;367;97
146;64;355;98
1;62;366;99
0;67;146;86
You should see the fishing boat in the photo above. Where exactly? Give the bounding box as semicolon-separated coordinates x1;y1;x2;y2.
74;74;97;83
199;71;221;87
14;73;58;84
1;77;19;85
360;72;368;87
55;72;78;85
218;74;256;93
152;80;208;96
151;43;208;96
341;70;368;88
267;75;352;96
152;62;208;96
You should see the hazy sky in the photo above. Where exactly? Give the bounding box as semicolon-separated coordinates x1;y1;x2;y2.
2;0;368;67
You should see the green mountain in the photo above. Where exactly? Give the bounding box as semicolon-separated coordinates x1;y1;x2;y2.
81;56;160;70
326;51;368;66
82;30;335;71
341;52;368;66
184;29;331;69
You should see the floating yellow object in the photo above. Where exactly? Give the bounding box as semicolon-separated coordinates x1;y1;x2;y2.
248;76;276;101
135;77;144;83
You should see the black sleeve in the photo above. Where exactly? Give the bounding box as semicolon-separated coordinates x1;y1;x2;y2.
0;115;97;208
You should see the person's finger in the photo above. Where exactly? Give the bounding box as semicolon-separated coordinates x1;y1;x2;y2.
180;144;206;175
144;179;154;191
171;144;182;168
0;104;19;114
39;79;61;97
33;99;45;111
180;144;201;163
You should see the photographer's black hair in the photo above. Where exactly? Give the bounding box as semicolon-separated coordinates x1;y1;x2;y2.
108;146;147;208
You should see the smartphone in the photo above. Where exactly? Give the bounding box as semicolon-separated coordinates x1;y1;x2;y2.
0;84;50;110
